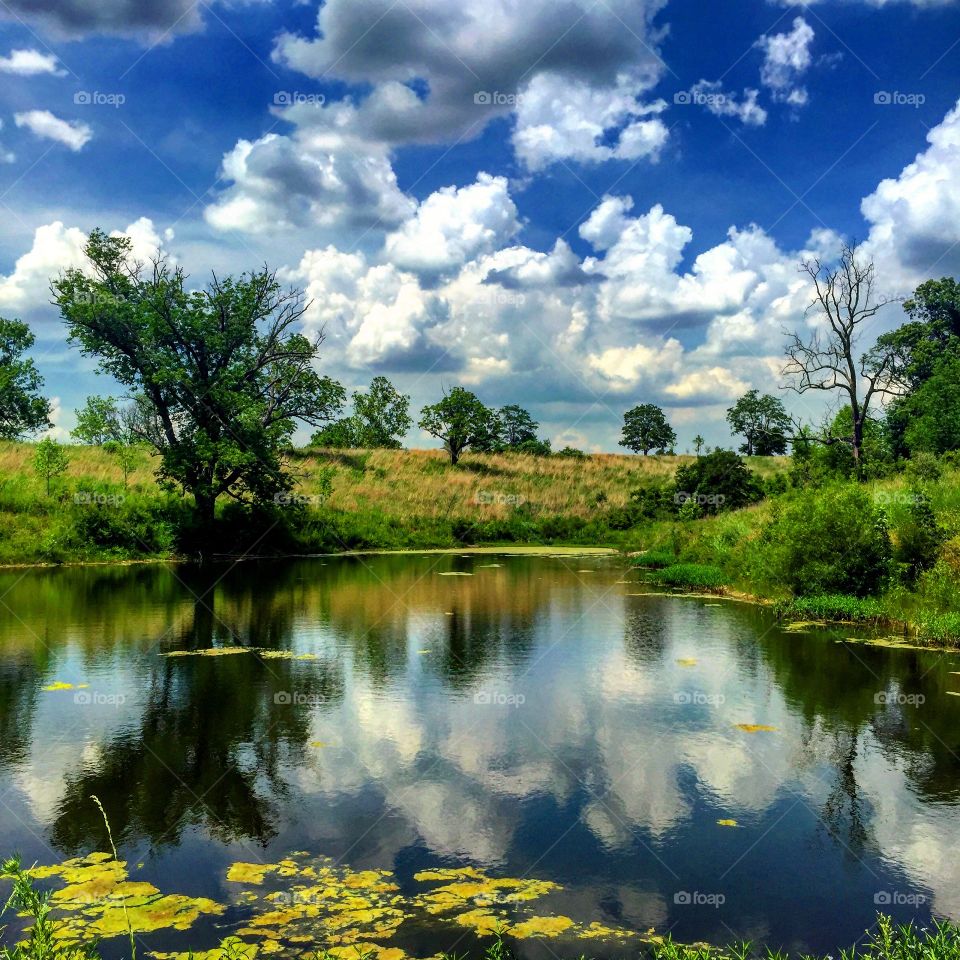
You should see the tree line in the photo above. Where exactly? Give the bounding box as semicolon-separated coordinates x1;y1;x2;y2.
1;229;958;527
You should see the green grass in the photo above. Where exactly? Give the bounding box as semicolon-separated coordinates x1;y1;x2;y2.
777;594;887;623
632;549;677;569
648;563;728;589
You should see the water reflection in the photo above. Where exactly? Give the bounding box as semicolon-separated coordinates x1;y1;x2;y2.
0;555;958;953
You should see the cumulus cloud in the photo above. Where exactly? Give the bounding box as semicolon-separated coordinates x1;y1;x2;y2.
756;17;815;106
0;120;14;163
14;110;92;150
383;174;520;279
0;0;204;39
862;99;960;283
274;0;671;169
512;72;669;170
204;100;415;236
687;80;768;126
0;49;66;76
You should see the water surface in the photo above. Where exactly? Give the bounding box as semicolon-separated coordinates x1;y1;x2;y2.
1;554;958;957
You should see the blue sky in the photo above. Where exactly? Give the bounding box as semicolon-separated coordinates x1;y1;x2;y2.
1;0;959;450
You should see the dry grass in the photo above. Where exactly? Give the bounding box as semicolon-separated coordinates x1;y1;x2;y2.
0;441;789;522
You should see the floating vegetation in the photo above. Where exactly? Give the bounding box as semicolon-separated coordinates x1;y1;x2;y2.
161;647;250;658
716;819;738;827
11;851;646;959
41;681;89;691
24;852;224;943
438;572;473;577
675;658;698;667
734;724;777;733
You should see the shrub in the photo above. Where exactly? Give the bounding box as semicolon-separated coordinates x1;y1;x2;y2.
673;449;763;516
892;490;945;583
779;593;885;622
762;484;891;597
632;549;676;569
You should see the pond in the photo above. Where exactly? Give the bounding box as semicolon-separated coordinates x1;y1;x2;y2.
0;552;958;959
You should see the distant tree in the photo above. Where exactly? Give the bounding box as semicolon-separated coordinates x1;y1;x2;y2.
515;437;551;456
725;389;791;456
0;317;50;440
310;419;359;448
620;403;676;455
33;436;69;495
71;395;121;445
53;229;345;527
470;409;504;453
352;376;412;448
104;438;140;487
555;446;586;459
783;243;898;474
498;405;539;447
693;434;705;456
419;387;494;464
901;357;960;456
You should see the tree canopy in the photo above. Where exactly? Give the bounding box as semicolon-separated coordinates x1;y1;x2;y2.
726;389;791;456
0;317;50;440
418;387;495;464
620;403;676;455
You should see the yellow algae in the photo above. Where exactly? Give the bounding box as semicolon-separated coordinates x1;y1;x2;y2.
150;936;260;960
227;863;281;885
716;819;739;827
413;868;487;882
41;681;89;691
453;909;504;936
417;650;432;655
676;657;698;667
438;572;473;576
309;741;328;748
579;921;637;941
258;651;319;661
511;915;575;939
734;724;777;733
162;647;250;657
82;895;224;936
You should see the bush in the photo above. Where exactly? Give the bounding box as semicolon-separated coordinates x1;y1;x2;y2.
632;549;676;569
779;593;885;622
762;484;892;597
892;490;945;583
673;449;763;515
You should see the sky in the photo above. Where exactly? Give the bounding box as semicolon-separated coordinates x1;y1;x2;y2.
0;0;959;452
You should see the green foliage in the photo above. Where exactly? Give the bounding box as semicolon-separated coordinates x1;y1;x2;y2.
0;855;98;960
32;438;69;496
54;230;345;525
892;490;945;583
351;376;412;448
763;484;892;597
620;403;676;455
726;389;791;456
419;387;496;464
497;405;539;448
674;449;763;515
311;418;359;448
71;395;120;445
778;594;885;622
0;317;50;440
514;437;551;456
554;446;586;459
631;549;676;569
901;357;960;456
649;562;727;588
693;434;705;456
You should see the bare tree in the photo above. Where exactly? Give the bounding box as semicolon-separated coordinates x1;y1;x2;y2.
782;243;899;473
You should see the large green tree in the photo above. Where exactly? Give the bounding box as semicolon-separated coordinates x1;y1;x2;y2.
725;389;791;456
352;376;412;448
419;387;494;464
619;403;676;455
0;317;50;440
54;230;345;526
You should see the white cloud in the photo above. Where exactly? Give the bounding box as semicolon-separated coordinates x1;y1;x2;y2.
0;0;204;39
205;100;414;236
14;110;92;150
688;80;768;126
274;0;671;169
383;174;521;278
862;99;960;283
512;72;669;170
756;17;814;106
0;48;66;76
0;120;14;163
